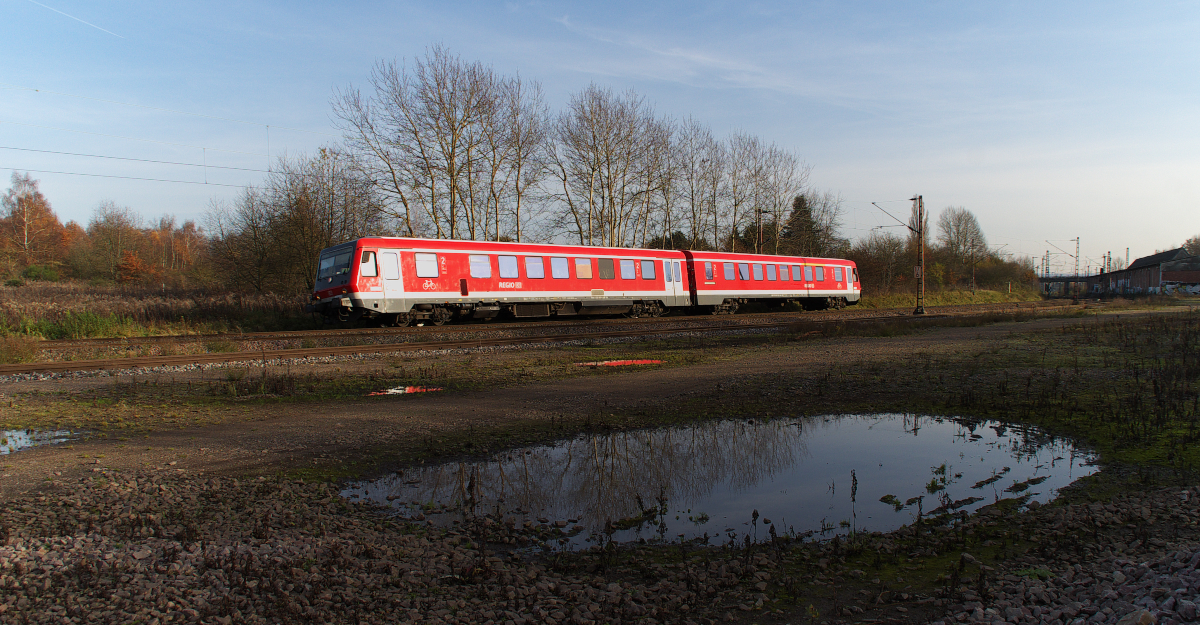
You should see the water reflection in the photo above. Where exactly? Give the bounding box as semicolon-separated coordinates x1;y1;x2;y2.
1;429;77;454
344;414;1096;546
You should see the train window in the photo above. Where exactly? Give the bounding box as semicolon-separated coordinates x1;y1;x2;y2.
815;266;825;281
359;251;377;277
674;262;682;283
791;265;803;281
752;264;764;280
498;255;519;279
550;257;569;279
525;256;545;279
834;267;843;282
705;262;714;281
381;252;400;280
852;268;859;282
641;260;656;280
723;263;735;281
415;253;439;278
779;265;789;281
804;266;813;282
664;261;673;283
765;264;776;281
317;251;353;280
469;255;491;279
737;263;750;280
620;259;636;280
599;258;615;279
575;257;593;279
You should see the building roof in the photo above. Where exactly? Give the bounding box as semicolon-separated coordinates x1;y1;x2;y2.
1162;257;1200;272
1128;247;1193;271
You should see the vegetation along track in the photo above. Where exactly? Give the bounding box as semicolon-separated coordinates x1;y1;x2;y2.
4;300;1075;375
37;298;1064;350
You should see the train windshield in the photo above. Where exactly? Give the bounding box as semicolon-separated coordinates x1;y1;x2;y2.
317;250;353;281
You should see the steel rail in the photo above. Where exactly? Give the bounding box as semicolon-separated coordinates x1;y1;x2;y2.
34;300;1058;350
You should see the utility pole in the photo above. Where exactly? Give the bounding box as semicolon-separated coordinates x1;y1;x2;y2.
755;208;764;254
912;195;926;315
1074;237;1080;294
970;236;977;295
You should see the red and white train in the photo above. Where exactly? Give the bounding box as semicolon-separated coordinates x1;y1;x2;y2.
308;237;860;325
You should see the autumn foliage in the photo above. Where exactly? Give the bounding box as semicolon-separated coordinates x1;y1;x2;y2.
1;172;207;288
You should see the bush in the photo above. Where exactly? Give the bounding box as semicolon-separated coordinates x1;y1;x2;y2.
0;336;38;363
17;311;141;340
21;265;60;282
4;279;23;287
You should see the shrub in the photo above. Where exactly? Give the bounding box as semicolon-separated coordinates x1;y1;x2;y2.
0;336;38;363
21;266;60;282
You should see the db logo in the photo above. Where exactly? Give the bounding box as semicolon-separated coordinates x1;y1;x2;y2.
422;279;437;290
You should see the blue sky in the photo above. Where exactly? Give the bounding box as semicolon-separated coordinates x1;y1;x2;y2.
2;0;1197;273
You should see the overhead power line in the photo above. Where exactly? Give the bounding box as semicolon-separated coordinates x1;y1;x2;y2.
0;146;272;174
0;82;339;138
0;166;251;188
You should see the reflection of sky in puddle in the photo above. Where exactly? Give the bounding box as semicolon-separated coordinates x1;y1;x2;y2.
1;429;77;454
343;414;1096;547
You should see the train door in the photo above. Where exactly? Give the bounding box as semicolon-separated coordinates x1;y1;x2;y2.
673;260;685;306
663;259;686;306
379;250;405;312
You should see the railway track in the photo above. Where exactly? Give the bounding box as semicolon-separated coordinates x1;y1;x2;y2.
36;299;1060;349
0;300;1075;376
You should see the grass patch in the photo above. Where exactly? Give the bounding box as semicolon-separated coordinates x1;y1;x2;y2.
857;287;1041;309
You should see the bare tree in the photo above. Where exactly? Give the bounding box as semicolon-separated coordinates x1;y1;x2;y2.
849;231;906;293
762;145;810;254
782;190;844;258
676;118;720;249
549;84;656;247
499;74;550;242
207;150;384;293
334;46;490;239
1184;234;1200;257
936;206;988;279
207;189;275;293
335;47;551;243
725;132;760;252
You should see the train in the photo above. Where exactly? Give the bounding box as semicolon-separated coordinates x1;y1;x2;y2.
307;237;860;325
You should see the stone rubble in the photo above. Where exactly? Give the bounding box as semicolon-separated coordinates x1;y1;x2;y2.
0;469;771;624
4;466;1200;624
933;487;1200;625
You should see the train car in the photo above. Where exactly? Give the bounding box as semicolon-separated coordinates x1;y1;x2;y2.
682;250;860;313
308;237;690;325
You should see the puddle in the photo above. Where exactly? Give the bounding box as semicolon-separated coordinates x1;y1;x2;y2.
1;429;78;454
367;386;444;396
343;414;1096;548
574;360;664;367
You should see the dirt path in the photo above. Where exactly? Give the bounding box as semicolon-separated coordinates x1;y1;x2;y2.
0;316;1086;500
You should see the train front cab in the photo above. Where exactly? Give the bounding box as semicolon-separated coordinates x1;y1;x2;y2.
310;240;408;323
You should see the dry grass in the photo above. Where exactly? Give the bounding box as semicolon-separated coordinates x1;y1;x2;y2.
0;281;313;338
857;287;1041;309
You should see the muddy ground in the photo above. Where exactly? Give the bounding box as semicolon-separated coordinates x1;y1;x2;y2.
1;302;1198;623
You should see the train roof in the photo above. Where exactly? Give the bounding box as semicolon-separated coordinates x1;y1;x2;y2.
325;236;854;266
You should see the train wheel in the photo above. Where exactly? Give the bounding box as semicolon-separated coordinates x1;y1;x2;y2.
429;307;453;326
